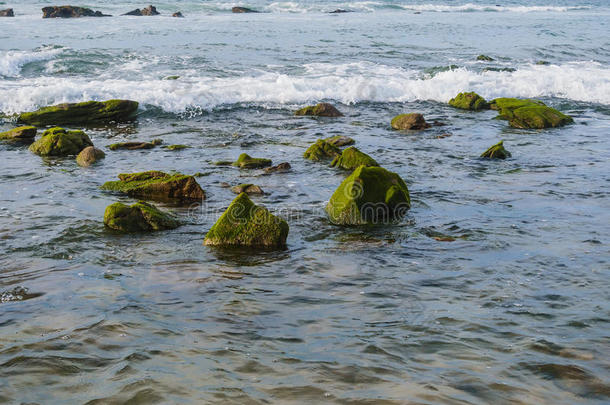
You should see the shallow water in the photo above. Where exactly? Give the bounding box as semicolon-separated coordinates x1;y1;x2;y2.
1;1;609;404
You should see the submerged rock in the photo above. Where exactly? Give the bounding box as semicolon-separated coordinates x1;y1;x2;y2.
29;127;93;156
329;9;351;13
42;6;110;18
18;99;138;126
477;54;494;61
104;201;180;232
490;98;573;129
76;146;105;166
0;126;37;142
163;144;189;150
231;184;265;195
326;165;410;225
325;135;355;147
123;5;159;16
449;92;489;111
304;139;340;161
233;153;272;169
480;140;511;159
172;12;184;17
391;113;431;130
0;8;14;17
264;162;291;173
108;139;162;150
204;192;288;248
101;170;205;201
232;6;259;13
295;103;343;117
330;146;379;170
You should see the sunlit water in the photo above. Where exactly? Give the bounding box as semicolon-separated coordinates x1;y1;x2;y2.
1;1;609;404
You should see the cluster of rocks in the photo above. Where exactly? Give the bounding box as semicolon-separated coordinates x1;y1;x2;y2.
36;5;185;18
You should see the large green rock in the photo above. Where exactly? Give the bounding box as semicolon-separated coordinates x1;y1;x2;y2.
0;126;37;142
326;166;410;225
303;139;340;161
295;103;343;117
480;140;511;159
391;113;430;130
204;193;289;249
29;127;93;156
330;146;379;170
490;98;573;129
101;170;205;201
232;153;272;169
449;92;489;111
18;99;138;126
104;201;180;232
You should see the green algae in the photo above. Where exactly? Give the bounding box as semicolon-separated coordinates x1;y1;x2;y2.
104;201;180;232
0;126;37;142
303;139;340;161
330;146;379;170
232;153;272;169
101;170;205;201
29;127;93;156
163;144;189;150
480;140;511;159
490;98;573;128
18;99;138;126
391;113;430;130
448;92;489;111
295;103;343;117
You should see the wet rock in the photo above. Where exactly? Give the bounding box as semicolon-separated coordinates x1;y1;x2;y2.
0;8;14;17
330;146;379;170
304;139;340;161
233;153;272;169
123;5;159;16
264;162;291;173
18;99;138;126
477;54;494;61
172;12;184;17
483;67;516;73
295;102;343;117
232;6;259;13
101;170;205;202
490;98;573;129
163;144;189;150
42;6;110;18
0;126;37;142
76;146;105;166
29;127;93;156
164;75;180;80
231;184;265;195
391;113;431;130
536;60;550;65
480;140;511;159
329;9;351;13
104;201;180;232
204;192;288;249
326;165;410;225
214;160;234;166
449;91;490;111
325;135;355;147
108;139;162;150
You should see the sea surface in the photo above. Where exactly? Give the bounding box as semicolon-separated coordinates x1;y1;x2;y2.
1;1;609;404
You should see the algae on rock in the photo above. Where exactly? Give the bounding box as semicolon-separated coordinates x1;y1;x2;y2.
480;140;511;159
330;146;379;170
295;103;343;117
233;153;272;169
29;127;93;156
304;139;340;161
101;170;205;201
391;113;431;130
325;135;355;147
0;126;37;142
490;98;573;129
449;92;489;111
18;99;138;126
104;201;180;232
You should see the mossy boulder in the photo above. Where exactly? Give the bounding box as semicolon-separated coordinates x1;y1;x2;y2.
104;201;180;232
76;146;106;166
233;153;272;169
0;126;37;142
330;146;379;170
295;103;343;117
204;193;288;249
231;184;264;195
449;92;489;111
304;139;340;161
480;140;511;159
477;54;494;61
108;139;162;150
18;99;138;126
101;171;205;202
391;113;431;130
490;98;573;129
29;127;93;156
325;135;355;147
326;165;410;225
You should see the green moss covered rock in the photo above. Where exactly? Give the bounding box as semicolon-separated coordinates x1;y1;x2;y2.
326;165;410;225
330;146;379;170
477;54;494;61
231;184;264;195
18;99;138;126
108;139;162;150
204;193;288;249
304;139;340;161
449;92;489;111
101;170;205;201
29;127;93;156
232;153;272;169
295;103;343;117
0;126;37;142
104;201;180;232
391;113;431;130
480;140;511;159
325;135;355;147
76;146;105;166
490;98;573;129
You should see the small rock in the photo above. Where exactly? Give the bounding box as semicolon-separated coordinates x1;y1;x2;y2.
108;139;162;150
76;146;105;166
123;5;159;16
391;113;431;130
304;139;340;161
163;144;189;150
330;146;378;170
172;11;184;17
477;54;494;61
104;201;180;232
232;6;259;13
264;162;291;173
233;153;272;169
295;102;343;117
329;9;351;13
325;135;355;147
0;8;14;17
480;140;511;159
231;184;264;195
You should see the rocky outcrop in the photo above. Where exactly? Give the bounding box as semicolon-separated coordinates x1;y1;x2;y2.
480;141;511;159
104;201;180;232
391;113;431;130
232;153;272;169
490;98;573;129
477;54;494;61
18;99;138;126
29;127;93;156
42;6;110;18
449;92;489;111
101;171;205;202
264;162;291;173
231;184;264;195
0;126;37;142
326;165;410;225
76;146;105;166
232;7;259;13
304;139;340;161
204;193;288;249
0;8;14;17
295;102;343;117
108;139;162;150
123;5;159;16
325;135;355;147
330;146;379;170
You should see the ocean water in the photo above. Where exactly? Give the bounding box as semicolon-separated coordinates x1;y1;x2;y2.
1;1;609;404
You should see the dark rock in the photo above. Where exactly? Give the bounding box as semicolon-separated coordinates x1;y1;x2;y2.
264;162;291;173
232;6;259;13
325;135;355;147
295;102;343;117
231;184;265;195
0;8;14;17
123;5;160;16
329;9;351;13
172;12;184;17
42;6;110;18
108;139;162;150
477;54;494;61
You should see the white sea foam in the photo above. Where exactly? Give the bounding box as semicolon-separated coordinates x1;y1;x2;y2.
1;61;608;114
0;47;63;78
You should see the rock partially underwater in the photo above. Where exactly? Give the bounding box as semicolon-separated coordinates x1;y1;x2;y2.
232;7;259;13
42;6;110;18
29;127;93;156
490;98;573;129
18;100;138;126
0;8;14;17
232;153;272;169
295;103;343;117
104;201;180;232
325;135;355;147
123;5;160;16
330;146;378;170
391;113;431;130
101;171;205;201
108;139;162;150
76;146;106;166
231;184;265;195
480;140;511;159
304;139;340;161
0;126;37;143
449;92;489;111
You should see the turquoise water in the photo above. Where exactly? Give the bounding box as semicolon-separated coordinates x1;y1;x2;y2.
1;1;609;403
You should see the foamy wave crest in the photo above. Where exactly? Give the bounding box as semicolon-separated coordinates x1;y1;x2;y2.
399;3;590;13
1;62;608;114
0;47;63;78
